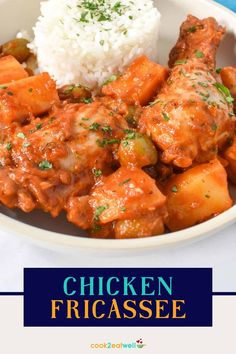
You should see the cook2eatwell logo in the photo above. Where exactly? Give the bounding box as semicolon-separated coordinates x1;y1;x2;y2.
90;338;146;349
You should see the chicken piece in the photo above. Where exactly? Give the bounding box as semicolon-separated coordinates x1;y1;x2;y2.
165;159;232;231
168;16;225;70
0;55;28;84
140;16;235;168
223;137;236;184
0;101;128;217
0;73;59;127
66;167;167;238
102;55;169;106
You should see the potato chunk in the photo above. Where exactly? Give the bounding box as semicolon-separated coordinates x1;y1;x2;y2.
165;159;232;231
114;210;166;239
0;73;59;125
102;55;168;106
0;55;28;84
90;167;166;224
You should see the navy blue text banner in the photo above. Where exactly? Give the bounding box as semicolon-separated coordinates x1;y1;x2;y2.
24;268;212;327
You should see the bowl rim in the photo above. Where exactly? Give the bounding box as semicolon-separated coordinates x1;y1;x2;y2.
0;0;235;250
0;201;235;251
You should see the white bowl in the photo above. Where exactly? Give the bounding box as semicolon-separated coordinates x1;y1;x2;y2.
0;0;235;250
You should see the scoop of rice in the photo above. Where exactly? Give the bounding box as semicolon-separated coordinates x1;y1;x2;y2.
29;0;161;88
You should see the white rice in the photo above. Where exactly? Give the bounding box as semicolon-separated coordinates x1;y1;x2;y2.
29;0;161;88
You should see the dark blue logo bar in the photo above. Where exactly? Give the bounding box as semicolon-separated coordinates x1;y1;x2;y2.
24;268;212;327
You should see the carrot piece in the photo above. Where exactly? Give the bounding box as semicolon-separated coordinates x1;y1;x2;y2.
102;55;169;106
0;72;59;125
0;55;28;84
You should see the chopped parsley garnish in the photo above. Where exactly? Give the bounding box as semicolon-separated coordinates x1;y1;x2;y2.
80;1;98;11
102;75;117;86
82;117;90;121
198;82;208;88
179;68;188;77
94;205;109;221
102;125;112;133
79;11;89;23
96;138;120;147
113;1;122;14
118;178;131;186
29;123;42;134
99;39;105;46
76;0;129;25
17;132;26;139
92;168;102;178
187;26;197;33
198;91;210;101
36;123;42;130
89;122;101;131
98;13;111;22
38;160;53;170
121;207;127;212
122;130;137;147
213;83;234;104
174;59;187;65
81;97;93;104
7;91;14;96
23;142;31;148
195;50;204;58
171;185;178;193
162;112;170;122
0;85;7;89
216;68;222;74
6;142;12;151
212;123;218;131
91;224;102;233
63;85;75;94
124;130;136;139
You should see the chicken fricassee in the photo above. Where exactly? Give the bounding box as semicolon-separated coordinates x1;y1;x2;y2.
0;15;235;239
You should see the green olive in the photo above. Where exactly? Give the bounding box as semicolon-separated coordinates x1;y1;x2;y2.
25;54;37;76
125;106;138;128
118;132;158;168
58;84;92;103
2;38;30;63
